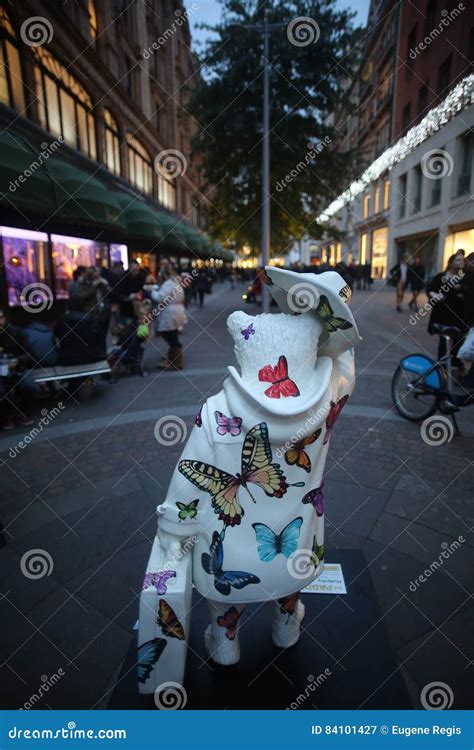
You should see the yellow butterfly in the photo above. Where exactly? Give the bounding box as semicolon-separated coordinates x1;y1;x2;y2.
178;423;303;528
316;295;353;333
158;599;185;641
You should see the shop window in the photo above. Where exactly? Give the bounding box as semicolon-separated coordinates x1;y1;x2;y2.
455;130;473;197
383;179;390;210
371;227;388;278
33;48;97;160
103;108;121;175
443;229;474;267
429;149;444;206
126;134;153;194
1;226;51;307
110;243;129;269
425;0;436;35
89;0;98;40
50;234;108;300
0;8;26;113
418;85;429;117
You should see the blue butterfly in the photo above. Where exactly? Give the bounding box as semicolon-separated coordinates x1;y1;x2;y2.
252;517;303;562
202;531;261;595
137;637;167;683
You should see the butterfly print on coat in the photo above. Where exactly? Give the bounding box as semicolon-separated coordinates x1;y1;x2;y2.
202;531;260;595
142;570;176;595
258;355;300;399
284;429;322;473
302;480;324;516
323;396;348;444
216;606;242;640
241;323;255;340
214;410;242;436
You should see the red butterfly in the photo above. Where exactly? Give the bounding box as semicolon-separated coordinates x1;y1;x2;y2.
258;355;300;399
216;606;242;640
323;395;348;444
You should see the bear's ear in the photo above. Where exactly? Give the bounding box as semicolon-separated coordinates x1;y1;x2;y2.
227;310;251;341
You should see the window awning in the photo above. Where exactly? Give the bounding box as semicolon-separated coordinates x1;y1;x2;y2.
112;190;165;242
0;131;57;216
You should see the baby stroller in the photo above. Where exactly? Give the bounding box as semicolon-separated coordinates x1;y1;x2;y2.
108;299;152;381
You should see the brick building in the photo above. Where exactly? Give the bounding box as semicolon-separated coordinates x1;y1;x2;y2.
0;0;229;313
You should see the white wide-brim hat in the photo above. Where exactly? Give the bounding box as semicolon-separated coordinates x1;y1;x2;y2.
264;267;362;358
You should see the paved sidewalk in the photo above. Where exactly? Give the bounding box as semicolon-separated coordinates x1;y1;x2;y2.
0;279;472;709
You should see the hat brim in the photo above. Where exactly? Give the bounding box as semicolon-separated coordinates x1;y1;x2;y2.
264;267;362;358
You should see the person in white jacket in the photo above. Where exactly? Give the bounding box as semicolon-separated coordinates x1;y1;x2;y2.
154;267;361;665
144;260;187;370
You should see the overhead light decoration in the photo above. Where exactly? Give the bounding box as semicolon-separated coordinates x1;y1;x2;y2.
317;74;474;223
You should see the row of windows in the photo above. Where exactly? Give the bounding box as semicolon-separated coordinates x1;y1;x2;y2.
0;8;177;212
397;131;473;218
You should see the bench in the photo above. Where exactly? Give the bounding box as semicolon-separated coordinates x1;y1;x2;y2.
32;360;111;384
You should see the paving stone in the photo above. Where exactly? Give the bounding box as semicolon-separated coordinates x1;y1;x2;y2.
324;478;390;538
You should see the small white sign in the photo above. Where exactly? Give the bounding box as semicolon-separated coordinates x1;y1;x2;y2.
302;563;347;595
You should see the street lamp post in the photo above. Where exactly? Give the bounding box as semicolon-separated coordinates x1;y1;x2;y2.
261;9;271;313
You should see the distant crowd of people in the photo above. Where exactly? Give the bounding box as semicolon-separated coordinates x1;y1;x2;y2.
0;259;225;430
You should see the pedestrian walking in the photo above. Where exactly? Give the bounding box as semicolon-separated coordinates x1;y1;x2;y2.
148;260;187;370
407;255;425;310
427;252;465;370
196;268;208;308
362;261;371;290
390;253;409;312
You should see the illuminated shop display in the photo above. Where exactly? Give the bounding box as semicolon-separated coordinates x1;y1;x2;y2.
110;243;129;269
50;234;109;299
1;226;50;307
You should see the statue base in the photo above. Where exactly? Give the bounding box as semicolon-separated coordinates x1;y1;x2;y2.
110;549;410;709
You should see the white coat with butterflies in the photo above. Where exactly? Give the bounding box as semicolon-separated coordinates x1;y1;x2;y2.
156;268;361;606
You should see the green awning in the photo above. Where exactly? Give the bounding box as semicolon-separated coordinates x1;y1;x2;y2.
113;190;165;241
46;160;127;232
0;132;56;215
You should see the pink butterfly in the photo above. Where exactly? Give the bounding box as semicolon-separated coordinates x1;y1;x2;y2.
142;570;176;595
302;480;324;516
217;606;242;640
323;395;348;444
214;410;242;436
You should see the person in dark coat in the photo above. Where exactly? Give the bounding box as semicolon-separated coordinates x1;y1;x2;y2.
390;253;409;312
426;252;465;369
459;252;474;388
0;309;36;429
362;261;372;290
407;255;425;310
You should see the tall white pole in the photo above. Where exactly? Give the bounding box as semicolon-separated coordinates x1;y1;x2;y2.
261;9;270;313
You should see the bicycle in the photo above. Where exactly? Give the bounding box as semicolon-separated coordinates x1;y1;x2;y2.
391;323;474;434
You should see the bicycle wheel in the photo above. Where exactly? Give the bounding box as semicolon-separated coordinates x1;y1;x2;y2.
391;364;439;421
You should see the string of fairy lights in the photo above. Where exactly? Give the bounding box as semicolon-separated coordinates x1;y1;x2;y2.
317;74;474;224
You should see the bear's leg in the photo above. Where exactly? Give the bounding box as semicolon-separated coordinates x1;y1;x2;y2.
204;600;246;666
272;592;305;648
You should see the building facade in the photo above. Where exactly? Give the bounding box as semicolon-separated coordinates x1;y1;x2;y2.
0;0;228;314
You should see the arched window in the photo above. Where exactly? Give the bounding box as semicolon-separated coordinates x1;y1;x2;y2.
126;134;153;194
33;47;96;160
103;109;121;175
0;8;26;113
